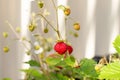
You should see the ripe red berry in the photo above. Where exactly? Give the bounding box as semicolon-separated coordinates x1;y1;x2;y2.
54;42;67;55
67;45;73;54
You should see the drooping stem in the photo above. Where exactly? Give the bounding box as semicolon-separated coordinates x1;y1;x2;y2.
6;21;20;39
37;13;61;39
51;0;59;29
37;13;57;31
51;0;62;39
6;21;30;51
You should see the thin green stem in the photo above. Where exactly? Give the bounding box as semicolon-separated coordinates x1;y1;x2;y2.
5;21;20;39
6;21;30;50
36;13;61;40
51;0;62;39
37;13;57;31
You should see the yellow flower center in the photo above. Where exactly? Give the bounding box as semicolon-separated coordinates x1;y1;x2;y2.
34;45;40;50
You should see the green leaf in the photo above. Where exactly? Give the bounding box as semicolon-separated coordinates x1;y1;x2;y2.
64;56;76;67
74;58;98;78
46;54;63;65
113;35;120;54
1;78;11;80
21;68;41;78
49;72;69;80
99;62;120;79
25;60;40;67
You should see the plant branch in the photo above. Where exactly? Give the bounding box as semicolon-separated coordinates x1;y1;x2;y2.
36;13;57;31
5;21;30;51
51;0;61;39
36;13;61;39
5;21;20;39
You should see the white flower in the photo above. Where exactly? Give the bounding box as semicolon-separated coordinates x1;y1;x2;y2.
34;41;44;54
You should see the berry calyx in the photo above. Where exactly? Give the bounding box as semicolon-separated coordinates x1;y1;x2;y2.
54;42;67;55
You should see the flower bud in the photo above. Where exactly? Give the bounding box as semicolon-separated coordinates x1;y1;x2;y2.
64;8;71;16
73;23;80;30
38;1;44;8
3;32;8;38
3;46;9;53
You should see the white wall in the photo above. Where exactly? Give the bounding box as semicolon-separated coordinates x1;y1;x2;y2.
0;0;21;79
68;0;120;59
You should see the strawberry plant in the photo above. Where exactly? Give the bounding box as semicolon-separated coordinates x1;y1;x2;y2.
2;0;120;80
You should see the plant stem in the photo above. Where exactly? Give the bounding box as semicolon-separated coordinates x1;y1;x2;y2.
37;13;62;39
37;13;57;31
51;0;62;40
83;77;87;80
6;21;30;51
5;21;20;39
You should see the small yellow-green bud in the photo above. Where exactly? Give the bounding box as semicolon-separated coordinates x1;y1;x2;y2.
73;23;80;30
44;28;49;33
16;27;21;33
38;1;44;8
3;46;9;53
3;32;8;38
29;24;36;32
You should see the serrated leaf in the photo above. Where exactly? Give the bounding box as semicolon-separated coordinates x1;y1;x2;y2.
25;60;40;67
21;68;41;78
49;72;69;80
113;35;120;54
99;62;120;79
65;56;76;67
46;54;63;65
77;58;98;78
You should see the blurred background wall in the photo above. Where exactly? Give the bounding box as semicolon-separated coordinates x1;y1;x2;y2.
0;0;120;79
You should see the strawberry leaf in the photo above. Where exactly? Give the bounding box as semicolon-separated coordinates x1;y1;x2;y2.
99;62;120;79
25;60;40;67
113;35;120;54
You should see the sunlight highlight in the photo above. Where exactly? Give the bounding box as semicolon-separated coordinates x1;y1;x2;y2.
85;0;96;58
57;0;68;39
20;0;32;78
109;0;119;53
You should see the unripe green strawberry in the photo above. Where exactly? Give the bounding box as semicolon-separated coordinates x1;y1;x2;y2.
64;8;71;16
73;23;80;30
3;32;8;38
38;1;44;8
44;28;49;33
3;46;9;53
28;24;36;32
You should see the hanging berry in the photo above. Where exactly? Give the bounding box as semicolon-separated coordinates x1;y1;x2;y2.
73;23;80;30
54;42;68;55
64;8;71;16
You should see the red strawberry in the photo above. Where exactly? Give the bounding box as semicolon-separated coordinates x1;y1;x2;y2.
67;45;73;54
54;42;67;55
